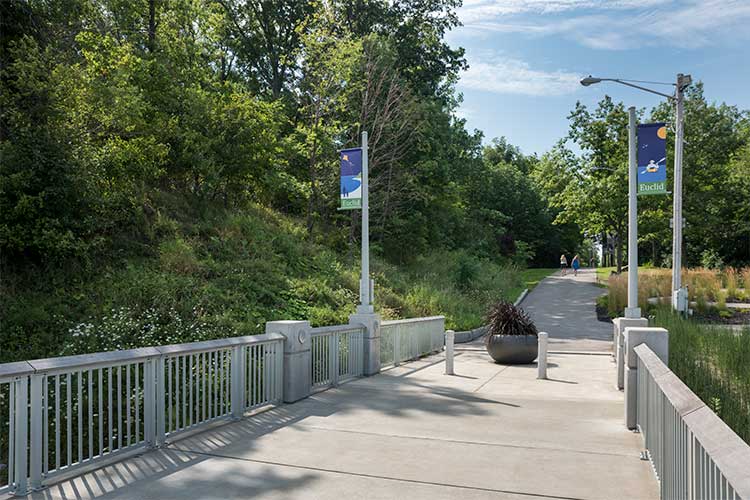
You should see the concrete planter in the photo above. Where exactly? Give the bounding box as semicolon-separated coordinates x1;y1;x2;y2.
486;334;538;364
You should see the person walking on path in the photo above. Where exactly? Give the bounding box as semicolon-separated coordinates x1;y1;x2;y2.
560;254;568;276
572;254;580;277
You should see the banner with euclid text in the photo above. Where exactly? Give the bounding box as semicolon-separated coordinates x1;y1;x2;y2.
637;123;668;196
340;148;363;210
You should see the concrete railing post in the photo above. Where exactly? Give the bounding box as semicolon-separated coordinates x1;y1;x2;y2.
267;320;311;403
349;313;381;376
613;317;648;390
623;327;669;429
445;330;454;375
537;332;548;380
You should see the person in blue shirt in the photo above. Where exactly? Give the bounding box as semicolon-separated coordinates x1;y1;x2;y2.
572;254;580;277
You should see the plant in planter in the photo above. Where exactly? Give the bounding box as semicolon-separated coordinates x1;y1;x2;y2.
484;301;539;364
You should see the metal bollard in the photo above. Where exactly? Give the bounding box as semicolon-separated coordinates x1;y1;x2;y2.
537;332;548;380
445;330;455;375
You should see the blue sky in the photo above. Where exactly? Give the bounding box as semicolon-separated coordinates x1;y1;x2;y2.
447;0;750;156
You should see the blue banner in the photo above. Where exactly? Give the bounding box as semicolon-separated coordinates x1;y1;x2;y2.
340;148;362;210
637;123;668;195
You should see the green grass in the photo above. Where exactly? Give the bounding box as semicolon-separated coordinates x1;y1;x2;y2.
651;309;750;444
520;268;557;291
595;266;616;283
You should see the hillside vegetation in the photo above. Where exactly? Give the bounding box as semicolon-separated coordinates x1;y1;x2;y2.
1;196;524;362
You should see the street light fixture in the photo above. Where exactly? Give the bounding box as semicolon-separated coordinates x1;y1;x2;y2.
580;73;692;313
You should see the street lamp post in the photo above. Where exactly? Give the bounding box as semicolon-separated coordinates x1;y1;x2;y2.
580;74;691;312
626;106;640;318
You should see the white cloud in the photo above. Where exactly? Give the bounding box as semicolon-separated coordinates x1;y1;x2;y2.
459;56;581;95
458;0;750;49
460;0;664;23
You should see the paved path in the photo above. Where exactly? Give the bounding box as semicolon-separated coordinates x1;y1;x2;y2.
521;268;612;352
29;351;658;500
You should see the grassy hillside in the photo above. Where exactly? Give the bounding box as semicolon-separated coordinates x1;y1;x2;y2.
1;200;522;363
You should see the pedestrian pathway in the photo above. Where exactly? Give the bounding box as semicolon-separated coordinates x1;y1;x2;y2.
521;268;612;352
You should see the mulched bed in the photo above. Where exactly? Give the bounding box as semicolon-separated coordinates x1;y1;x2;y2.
693;309;750;325
596;303;613;323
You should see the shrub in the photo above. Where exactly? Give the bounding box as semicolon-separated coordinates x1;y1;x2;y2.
485;301;537;338
700;249;724;270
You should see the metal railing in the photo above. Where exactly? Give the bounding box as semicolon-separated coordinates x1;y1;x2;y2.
310;325;364;391
0;333;284;495
380;316;444;368
635;344;750;500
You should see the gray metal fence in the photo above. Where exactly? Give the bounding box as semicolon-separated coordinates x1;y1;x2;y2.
309;325;364;391
635;344;750;500
0;315;446;495
380;316;445;368
0;334;284;495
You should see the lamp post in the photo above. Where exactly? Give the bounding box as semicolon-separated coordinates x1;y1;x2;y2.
580;74;691;312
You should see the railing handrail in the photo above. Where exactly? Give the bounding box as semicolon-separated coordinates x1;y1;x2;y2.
634;343;750;498
309;324;365;336
0;360;36;380
381;315;445;326
0;333;286;376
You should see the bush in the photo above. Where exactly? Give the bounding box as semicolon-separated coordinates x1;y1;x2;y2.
485;301;537;337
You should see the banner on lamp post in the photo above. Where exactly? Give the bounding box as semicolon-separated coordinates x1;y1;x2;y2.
637;123;668;195
339;147;363;210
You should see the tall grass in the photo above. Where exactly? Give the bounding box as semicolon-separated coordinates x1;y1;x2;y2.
724;267;740;301
651;309;750;444
607;267;750;317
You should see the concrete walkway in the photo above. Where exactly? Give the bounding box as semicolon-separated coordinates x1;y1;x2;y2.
29;352;658;500
521;268;612;352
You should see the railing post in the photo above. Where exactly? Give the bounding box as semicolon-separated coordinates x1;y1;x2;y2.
143;358;155;447
231;345;245;418
348;313;381;376
275;341;284;402
266;321;311;403
537;332;548;380
29;374;43;490
155;356;166;446
623;327;669;429
435;317;445;354
14;376;28;496
613;317;648;390
394;327;401;366
445;330;454;375
331;333;339;387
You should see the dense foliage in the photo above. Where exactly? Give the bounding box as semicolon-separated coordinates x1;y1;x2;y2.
0;0;574;362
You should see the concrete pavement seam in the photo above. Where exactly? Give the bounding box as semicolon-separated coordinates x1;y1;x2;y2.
288;424;644;459
472;364;512;393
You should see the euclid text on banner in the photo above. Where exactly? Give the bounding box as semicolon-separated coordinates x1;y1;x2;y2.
637;123;668;195
340;148;363;210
